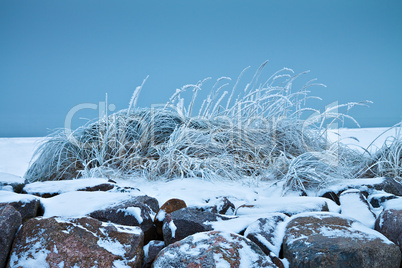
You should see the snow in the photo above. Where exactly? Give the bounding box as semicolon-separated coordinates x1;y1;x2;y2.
0;172;24;184
8;239;50;268
340;190;376;228
23;178;112;195
350;221;395;244
0;137;44;177
382;198;402;210
118;207;143;224
97;237;126;256
317;177;386;195
168;220;177;238
41;191;139;217
235;196;340;216
243;213;288;256
0;190;38;203
328;127;400;153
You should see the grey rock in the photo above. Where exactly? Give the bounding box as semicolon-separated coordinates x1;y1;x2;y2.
375;209;402;253
143;240;165;268
283;212;401;268
162;207;232;245
0;205;22;268
90;195;159;244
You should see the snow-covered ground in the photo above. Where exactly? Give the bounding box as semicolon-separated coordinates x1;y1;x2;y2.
0;137;43;177
327;127;401;153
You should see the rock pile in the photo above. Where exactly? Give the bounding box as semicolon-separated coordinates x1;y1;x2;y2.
0;175;401;267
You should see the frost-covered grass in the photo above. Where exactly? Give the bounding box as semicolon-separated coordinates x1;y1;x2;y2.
25;62;388;193
363;126;402;182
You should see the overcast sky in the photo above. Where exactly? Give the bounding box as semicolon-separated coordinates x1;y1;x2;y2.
1;0;401;137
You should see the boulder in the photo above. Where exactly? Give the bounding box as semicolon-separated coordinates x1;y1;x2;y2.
0;205;22;268
162;207;232;245
143;240;165;268
154;198;187;237
7;216;144;268
375;209;402;252
153;231;277;267
90;195;159;244
283;212;401;268
244;213;288;256
339;189;376;228
0;191;40;221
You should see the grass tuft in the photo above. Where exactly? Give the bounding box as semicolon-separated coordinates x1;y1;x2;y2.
25;62;376;193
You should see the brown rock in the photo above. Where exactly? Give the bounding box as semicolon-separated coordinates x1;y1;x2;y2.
7;216;144;268
0;205;22;268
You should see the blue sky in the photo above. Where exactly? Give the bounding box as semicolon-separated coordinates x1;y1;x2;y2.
1;0;401;137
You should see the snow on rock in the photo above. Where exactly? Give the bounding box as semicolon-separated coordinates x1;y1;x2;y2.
7;216;144;268
319;177;402;198
0;172;25;192
235;196;339;217
41;191;138;218
89;195;159;244
283;212;401;268
112;176;274;210
23;178;116;198
244;213;289;256
0;190;40;221
339;189;376;228
153;231;277;268
382;197;402;210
